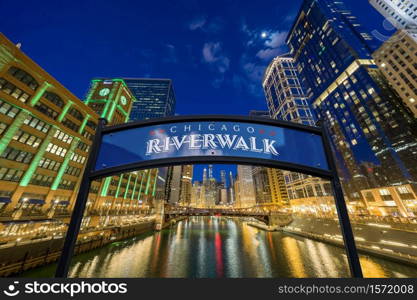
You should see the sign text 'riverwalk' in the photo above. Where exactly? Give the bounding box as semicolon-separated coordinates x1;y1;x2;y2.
94;120;329;173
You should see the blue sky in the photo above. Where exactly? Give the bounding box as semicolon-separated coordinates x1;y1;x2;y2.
0;0;388;183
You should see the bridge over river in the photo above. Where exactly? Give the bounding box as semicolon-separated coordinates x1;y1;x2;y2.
162;205;293;228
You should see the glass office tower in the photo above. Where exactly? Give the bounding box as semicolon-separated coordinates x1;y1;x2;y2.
121;78;185;204
123;78;176;121
287;0;417;217
263;54;334;215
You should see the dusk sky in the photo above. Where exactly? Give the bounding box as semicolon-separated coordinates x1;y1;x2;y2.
0;0;389;182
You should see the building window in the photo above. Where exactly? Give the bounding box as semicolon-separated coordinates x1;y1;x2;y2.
38;157;61;171
0;122;7;135
23;115;51;133
379;189;393;201
59;179;76;190
397;186;411;194
70;152;85;164
1;146;34;164
54;129;73;144
0;79;30;103
0;99;20;118
7;66;39;90
34;101;59;120
0;167;24;182
68;107;83;121
76;141;89;152
65;165;81;177
12;130;43;148
30;173;54;187
45;143;67;157
62;118;80;133
43;91;64;108
83;131;93;141
86;120;97;130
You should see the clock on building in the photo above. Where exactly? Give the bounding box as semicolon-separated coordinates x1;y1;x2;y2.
120;95;127;106
99;88;110;96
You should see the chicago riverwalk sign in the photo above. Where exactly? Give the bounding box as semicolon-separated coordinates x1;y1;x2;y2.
55;116;363;278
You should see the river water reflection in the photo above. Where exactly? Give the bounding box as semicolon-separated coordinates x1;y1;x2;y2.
22;217;417;278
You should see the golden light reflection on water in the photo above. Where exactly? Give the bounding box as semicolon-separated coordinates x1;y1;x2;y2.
55;217;417;278
241;223;261;276
360;256;388;278
281;236;307;278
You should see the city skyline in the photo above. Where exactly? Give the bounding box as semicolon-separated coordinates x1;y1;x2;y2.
1;1;387;117
0;0;393;184
1;0;417;280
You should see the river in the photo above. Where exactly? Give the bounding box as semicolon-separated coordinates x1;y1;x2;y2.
22;216;417;278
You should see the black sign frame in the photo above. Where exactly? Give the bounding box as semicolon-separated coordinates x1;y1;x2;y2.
55;115;363;278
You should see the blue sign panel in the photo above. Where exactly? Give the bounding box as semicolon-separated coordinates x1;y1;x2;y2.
94;121;329;172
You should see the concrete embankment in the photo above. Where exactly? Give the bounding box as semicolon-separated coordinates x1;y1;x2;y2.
0;221;154;277
247;222;280;231
283;216;417;267
160;216;188;229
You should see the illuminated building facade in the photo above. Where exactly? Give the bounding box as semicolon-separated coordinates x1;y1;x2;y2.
248;110;282;208
84;79;160;228
252;166;272;205
236;165;256;208
263;55;331;214
190;181;202;207
266;168;290;207
179;165;193;205
124;78;176;121
0;34;159;272
263;56;315;126
287;0;417;217
228;171;235;204
167;165;182;204
109;77;178;205
373;28;417;117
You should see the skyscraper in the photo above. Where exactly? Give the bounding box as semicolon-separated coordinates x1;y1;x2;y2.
252;167;272;205
208;164;214;179
263;55;315;126
373;28;417;117
179;165;193;205
117;78;180;205
287;0;417;217
263;54;333;214
236;165;256;208
266;168;290;207
123;78;176;121
168;165;182;204
220;170;227;188
190;181;202;207
248;110;278;207
369;0;417;29
228;171;235;204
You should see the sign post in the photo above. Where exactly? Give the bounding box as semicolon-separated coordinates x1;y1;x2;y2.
54;115;363;278
320;122;363;278
55;118;107;278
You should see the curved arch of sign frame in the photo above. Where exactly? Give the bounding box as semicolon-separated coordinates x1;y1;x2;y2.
55;115;363;279
90;115;333;180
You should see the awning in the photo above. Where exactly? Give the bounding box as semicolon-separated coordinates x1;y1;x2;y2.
19;198;45;205
0;197;11;203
